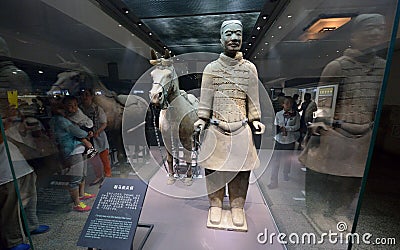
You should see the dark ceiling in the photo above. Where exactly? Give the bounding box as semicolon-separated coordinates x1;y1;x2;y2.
95;0;286;56
121;0;265;54
94;0;399;83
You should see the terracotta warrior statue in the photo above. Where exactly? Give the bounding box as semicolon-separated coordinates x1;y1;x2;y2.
194;20;265;228
299;14;386;227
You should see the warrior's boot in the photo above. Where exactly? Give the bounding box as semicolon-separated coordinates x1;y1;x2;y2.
208;188;224;224
229;171;250;227
206;169;225;224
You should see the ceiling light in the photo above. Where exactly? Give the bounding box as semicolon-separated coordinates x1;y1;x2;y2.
257;26;261;30
38;70;43;74
278;26;282;29
149;32;152;36
138;23;142;26
262;16;267;20
271;35;274;38
251;36;256;39
265;42;269;45
288;15;292;18
306;17;352;34
118;24;122;27
122;8;129;14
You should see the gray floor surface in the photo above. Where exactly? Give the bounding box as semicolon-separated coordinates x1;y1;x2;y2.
28;147;399;250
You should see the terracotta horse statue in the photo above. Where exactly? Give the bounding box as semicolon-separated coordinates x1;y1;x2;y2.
149;49;199;186
48;62;149;163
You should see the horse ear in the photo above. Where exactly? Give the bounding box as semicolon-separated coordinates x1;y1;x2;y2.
151;49;158;60
164;49;170;59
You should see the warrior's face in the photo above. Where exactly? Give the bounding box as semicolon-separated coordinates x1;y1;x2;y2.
220;22;243;55
351;14;386;51
352;24;385;51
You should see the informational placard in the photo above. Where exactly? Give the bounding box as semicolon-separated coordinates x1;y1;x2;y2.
315;84;338;122
77;178;148;250
317;86;334;108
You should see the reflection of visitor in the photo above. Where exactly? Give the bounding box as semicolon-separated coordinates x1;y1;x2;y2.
195;20;265;227
80;88;112;186
268;96;300;189
292;94;300;111
1;108;49;250
1;37;49;250
50;102;95;212
30;99;41;115
63;95;98;159
299;14;387;229
272;92;285;113
298;93;317;149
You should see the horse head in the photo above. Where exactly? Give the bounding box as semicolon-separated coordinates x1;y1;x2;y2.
149;49;179;108
48;62;113;97
48;70;81;95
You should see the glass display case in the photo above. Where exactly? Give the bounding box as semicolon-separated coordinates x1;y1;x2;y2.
1;0;399;249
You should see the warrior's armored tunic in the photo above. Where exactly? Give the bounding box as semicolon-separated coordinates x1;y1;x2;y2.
333;49;385;124
198;52;261;171
299;49;385;177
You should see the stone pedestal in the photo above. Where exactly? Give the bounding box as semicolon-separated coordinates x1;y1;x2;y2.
206;208;248;232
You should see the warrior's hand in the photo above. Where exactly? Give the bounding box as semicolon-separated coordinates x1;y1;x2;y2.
308;122;329;135
194;119;206;133
252;121;265;135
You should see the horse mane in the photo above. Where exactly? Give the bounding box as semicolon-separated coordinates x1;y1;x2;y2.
54;57;115;98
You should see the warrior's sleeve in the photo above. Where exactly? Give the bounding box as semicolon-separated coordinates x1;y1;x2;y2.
247;62;261;122
197;64;214;121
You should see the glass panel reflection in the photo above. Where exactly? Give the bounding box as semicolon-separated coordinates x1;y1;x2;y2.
0;0;398;249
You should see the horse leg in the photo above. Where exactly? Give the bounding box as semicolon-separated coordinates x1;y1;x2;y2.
184;151;193;186
107;129;126;165
166;151;175;185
